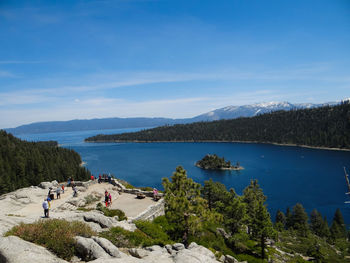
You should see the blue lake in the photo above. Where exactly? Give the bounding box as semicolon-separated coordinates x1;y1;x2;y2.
19;128;350;224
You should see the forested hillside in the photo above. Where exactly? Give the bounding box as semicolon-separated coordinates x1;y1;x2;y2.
0;130;91;195
86;102;350;149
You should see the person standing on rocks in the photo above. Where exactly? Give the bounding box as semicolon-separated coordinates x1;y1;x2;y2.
42;199;49;218
73;185;78;197
46;196;51;209
108;193;112;207
56;186;61;199
105;190;109;207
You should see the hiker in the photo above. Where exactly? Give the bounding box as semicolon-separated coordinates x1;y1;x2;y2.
48;187;54;200
105;190;109;207
98;174;102;184
73;185;78;197
91;175;94;181
108;173;112;184
42;199;49;218
108;193;112;207
56;186;61;199
61;184;65;194
46;196;51;209
153;188;159;200
67;178;71;187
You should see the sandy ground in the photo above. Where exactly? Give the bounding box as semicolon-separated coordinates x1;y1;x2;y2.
14;181;157;219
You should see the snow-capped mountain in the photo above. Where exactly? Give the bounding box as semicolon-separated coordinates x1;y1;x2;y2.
191;101;338;122
6;100;344;134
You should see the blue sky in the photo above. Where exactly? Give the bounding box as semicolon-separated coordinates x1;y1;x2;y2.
0;0;349;128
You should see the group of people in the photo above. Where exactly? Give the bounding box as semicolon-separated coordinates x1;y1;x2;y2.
98;173;113;184
104;190;112;207
42;184;65;218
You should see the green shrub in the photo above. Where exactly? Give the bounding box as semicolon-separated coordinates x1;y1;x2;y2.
77;207;94;212
96;202;127;220
234;253;268;263
100;227;156;247
84;194;100;205
276;230;350;263
135;220;172;245
5;219;95;260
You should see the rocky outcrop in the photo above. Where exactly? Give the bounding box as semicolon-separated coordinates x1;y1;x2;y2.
0;236;68;263
39;181;58;189
83;212;114;228
92;236;121;258
75;236;115;261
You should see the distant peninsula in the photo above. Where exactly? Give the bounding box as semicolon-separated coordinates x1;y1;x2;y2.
196;154;243;171
84;102;350;150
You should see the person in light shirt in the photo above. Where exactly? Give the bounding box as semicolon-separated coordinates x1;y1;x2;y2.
42;199;49;218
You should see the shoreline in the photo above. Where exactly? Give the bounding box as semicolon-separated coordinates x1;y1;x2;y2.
85;140;350;152
195;164;244;171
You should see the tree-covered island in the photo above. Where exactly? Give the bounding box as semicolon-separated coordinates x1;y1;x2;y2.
196;154;243;170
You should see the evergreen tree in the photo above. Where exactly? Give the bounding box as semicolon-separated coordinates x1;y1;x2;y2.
243;179;266;234
321;216;331;239
291;203;309;236
285;207;293;229
162;166;221;247
201;179;231;210
221;189;247;235
310;209;330;238
251;201;275;259
330;208;346;239
275;209;286;231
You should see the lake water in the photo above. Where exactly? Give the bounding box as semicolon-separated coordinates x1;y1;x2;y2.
19;128;350;224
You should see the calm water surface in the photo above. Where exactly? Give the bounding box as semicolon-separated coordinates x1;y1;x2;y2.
19;128;350;224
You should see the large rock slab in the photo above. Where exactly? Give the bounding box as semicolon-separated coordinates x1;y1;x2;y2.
0;235;68;263
92;236;121;258
75;236;110;261
89;257;142;263
173;242;219;263
83;212;114;228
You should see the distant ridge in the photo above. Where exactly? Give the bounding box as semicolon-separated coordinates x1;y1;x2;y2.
5;100;343;135
190;101;338;122
85;101;350;150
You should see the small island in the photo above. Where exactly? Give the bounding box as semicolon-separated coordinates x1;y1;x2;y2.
195;154;244;170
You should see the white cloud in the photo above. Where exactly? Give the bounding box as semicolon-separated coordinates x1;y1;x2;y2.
0;70;16;78
0;61;43;64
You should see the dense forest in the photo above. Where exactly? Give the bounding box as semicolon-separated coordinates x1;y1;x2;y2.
86;102;350;149
0;130;91;195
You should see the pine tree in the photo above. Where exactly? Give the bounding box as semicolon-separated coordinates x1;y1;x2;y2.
243;179;266;234
330;208;346;240
291;203;309;236
310;209;324;236
202;178;231;210
251;201;275;259
162;166;221;247
275;209;286;231
285;207;293;229
222;190;246;234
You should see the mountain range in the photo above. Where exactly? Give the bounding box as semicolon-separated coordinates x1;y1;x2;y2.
4;100;343;135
